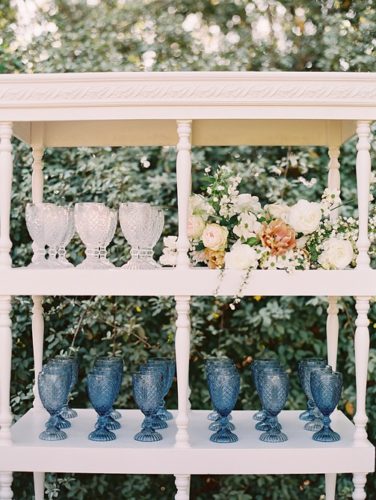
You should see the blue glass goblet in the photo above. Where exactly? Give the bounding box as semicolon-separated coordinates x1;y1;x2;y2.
206;363;236;432
38;371;70;441
94;356;124;420
43;362;72;429
252;359;280;421
148;358;175;420
87;371;117;441
139;364;168;430
208;365;240;443
92;365;122;431
133;371;163;442
259;370;289;443
205;358;235;422
301;359;326;431
311;370;342;442
298;358;325;422
254;366;283;432
53;355;79;419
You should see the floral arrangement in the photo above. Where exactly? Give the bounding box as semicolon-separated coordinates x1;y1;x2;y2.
160;164;370;272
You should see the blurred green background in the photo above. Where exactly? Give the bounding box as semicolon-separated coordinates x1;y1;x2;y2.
1;0;376;498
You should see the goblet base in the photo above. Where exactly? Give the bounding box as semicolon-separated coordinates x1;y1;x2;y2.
148;416;168;430
313;427;340;442
209;420;235;432
122;258;156;270
49;415;71;430
103;416;121;431
61;406;78;419
77;258;109;270
210;428;238;443
134;429;162;442
88;428;116;442
253;410;264;421
299;409;314;421
207;410;219;421
57;258;74;268
28;260;53;270
304;418;323;432
111;409;122;420
99;258;115;269
39;428;67;441
259;430;288;443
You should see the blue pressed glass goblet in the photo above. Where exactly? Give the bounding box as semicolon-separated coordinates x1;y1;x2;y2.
139;364;168;430
38;371;70;441
208;365;240;443
87;371;117;441
94;356;124;420
301;358;326;431
252;359;280;421
133;371;163;442
43;362;72;429
148;358;175;421
311;370;342;442
206;363;236;432
298;358;325;421
259;370;289;443
254;366;283;432
205;358;235;422
53;355;79;419
92;365;122;431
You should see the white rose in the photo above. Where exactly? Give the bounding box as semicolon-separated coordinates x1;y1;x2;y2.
233;194;261;214
187;215;205;239
289;200;322;235
159;251;177;266
318;238;354;270
163;236;178;250
225;243;259;270
189;194;214;220
266;203;290;222
233;212;262;240
202;223;228;251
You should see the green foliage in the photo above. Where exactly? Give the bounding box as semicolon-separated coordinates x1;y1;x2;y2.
3;0;376;498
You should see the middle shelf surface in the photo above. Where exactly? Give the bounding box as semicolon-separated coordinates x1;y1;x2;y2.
1;268;376;296
2;409;374;475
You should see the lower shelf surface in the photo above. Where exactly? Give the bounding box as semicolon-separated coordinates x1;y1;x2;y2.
1;409;374;475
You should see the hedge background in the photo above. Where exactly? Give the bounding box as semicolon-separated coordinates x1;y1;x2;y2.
1;1;376;498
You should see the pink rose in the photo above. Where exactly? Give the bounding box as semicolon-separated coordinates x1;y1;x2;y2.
202;223;228;251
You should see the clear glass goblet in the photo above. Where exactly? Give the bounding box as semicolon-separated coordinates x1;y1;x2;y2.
38;370;70;441
132;371;163;442
87;371;117;441
208;364;240;443
301;358;327;431
74;202;113;269
53;355;79;418
26;203;48;268
259;370;289;443
311;369;342;442
57;207;75;268
99;209;117;268
119;202;163;269
43;204;70;267
94;356;124;420
252;359;281;421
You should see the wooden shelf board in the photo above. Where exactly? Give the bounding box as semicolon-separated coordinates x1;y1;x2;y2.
1;409;373;475
0;268;376;296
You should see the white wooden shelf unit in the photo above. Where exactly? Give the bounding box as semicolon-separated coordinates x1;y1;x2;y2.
0;71;375;500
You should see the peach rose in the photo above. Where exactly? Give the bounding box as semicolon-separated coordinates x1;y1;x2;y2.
204;248;225;269
202;223;228;251
260;219;296;256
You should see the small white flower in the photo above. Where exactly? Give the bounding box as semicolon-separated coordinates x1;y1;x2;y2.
233;212;262;240
163;236;178;250
189;194;214;220
266;203;290;222
289;200;322;235
225;243;259;270
205;167;211;173
159;252;177;266
318;238;354;270
233;193;261;214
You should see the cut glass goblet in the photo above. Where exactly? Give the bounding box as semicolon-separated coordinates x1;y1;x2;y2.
38;370;70;441
251;358;280;421
259;370;289;443
300;358;326;431
87;371;117;441
53;355;79;418
132;371;163;442
311;369;342;442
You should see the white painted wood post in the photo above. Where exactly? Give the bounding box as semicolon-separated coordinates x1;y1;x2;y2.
352;473;367;500
33;472;45;500
355;121;371;269
0;472;13;500
0;122;14;268
174;474;190;500
176;120;192;268
174;296;191;449
354;297;370;444
325;473;337;500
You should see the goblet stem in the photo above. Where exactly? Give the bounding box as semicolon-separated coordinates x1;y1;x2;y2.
253;409;265;421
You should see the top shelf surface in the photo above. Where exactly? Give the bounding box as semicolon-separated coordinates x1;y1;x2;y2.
1;71;375;147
